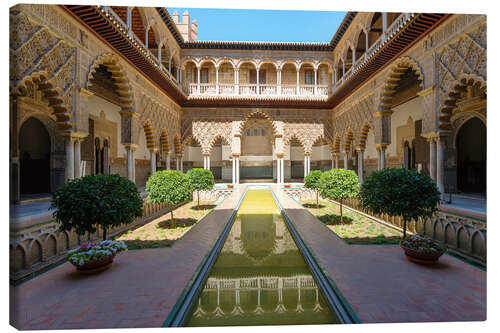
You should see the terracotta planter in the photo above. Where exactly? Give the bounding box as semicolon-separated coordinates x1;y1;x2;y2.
72;253;115;273
227;184;234;189
400;244;444;264
284;184;291;188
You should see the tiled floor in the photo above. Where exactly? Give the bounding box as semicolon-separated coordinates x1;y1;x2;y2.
10;186;244;330
10;184;486;329
272;185;486;323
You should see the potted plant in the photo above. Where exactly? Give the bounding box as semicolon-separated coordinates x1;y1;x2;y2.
186;168;215;208
227;184;234;189
400;235;446;264
304;170;323;207
319;169;359;223
359;168;443;263
284;184;291;188
67;240;127;273
51;174;143;272
146;170;192;228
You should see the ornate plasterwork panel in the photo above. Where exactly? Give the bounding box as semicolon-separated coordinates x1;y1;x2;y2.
437;22;486;132
332;95;374;148
10;9;77;131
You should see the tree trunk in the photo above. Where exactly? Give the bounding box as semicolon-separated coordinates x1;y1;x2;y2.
197;190;200;208
170;208;175;228
403;219;407;239
102;227;107;241
316;190;319;208
339;198;343;224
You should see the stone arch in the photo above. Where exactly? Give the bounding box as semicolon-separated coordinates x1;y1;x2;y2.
198;57;217;68
343;128;355;153
257;59;279;71
278;59;299;71
378;57;424;112
10;244;27;272
142;120;156;150
45;234;57;258
238;110;277;136
236;59;258;70
284;134;306;153
312;135;334;155
216;57;236;69
358;122;372;150
180;57;199;70
28;239;43;266
451;112;486;149
160;128;169;154
439;74;486;131
207;134;231;154
10;9;77;131
87;53;135;112
333;135;342;154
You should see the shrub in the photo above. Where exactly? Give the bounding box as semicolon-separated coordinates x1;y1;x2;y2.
146;170;192;227
304;170;323;208
186;168;215;207
319;169;360;224
359;168;440;239
51;174;143;240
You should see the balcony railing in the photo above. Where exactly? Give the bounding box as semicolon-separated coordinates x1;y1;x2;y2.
185;83;330;98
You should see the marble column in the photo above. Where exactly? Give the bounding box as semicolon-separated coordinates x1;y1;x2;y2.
180;157;184;172
207;156;210;171
296;70;300;95
277;70;282;95
304;156;308;178
256;69;260;95
197;67;201;93
281;158;285;184
331;158;334;170
314;69;318;95
216;67;219;94
66;136;75;181
343;153;348;170
429;138;436;181
234;68;239;94
232;157;236;184
236;157;240;184
74;139;81;178
125;145;135;183
335;154;339;169
382;12;388;33
357;149;365;183
380;146;386;169
166;153;171;170
277;158;281;184
203;155;207;169
436;137;445;198
150;149;157;175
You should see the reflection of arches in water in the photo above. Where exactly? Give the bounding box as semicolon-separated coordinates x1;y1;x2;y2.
19;117;51;194
456;117;486;193
240;214;276;261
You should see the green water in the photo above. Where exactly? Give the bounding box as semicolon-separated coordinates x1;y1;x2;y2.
186;188;338;326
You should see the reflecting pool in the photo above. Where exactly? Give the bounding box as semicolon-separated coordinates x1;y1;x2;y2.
186;188;338;326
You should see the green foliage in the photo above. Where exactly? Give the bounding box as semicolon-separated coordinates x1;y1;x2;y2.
319;169;360;201
187;168;215;191
186;168;215;207
304;170;323;190
359;168;440;238
51;174;143;240
146;170;192;205
304;170;323;207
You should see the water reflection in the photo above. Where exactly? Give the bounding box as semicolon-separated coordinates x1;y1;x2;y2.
186;189;337;326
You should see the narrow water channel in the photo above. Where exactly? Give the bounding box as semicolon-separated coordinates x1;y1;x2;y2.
186;188;338;326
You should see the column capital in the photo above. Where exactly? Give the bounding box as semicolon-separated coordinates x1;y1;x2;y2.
373;109;394;117
375;143;389;150
356;147;365;152
123;143;139;151
232;153;240;157
276;153;285;159
78;87;94;97
149;147;159;153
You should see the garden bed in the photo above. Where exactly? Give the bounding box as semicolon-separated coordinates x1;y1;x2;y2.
302;200;402;244
114;200;216;249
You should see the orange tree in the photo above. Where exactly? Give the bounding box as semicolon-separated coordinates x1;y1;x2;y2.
51;174;143;240
359;168;440;239
146;170;192;228
304;170;323;208
318;169;359;224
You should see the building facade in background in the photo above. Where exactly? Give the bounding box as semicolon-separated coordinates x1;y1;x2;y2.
10;5;486;202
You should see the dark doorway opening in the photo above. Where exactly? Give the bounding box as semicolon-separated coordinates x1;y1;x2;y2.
456;117;486;193
19;117;51;194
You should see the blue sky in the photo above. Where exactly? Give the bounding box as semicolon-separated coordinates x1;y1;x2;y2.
167;8;346;43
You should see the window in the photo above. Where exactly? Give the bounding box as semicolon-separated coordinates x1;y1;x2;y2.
253;129;258;136
305;70;314;85
246;129;251;136
200;68;209;83
261;129;265;136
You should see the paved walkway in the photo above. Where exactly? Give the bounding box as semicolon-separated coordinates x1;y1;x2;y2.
10;186;244;330
440;194;486;220
271;185;486;323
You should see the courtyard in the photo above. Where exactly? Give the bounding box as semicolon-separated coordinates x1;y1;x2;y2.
9;3;487;330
